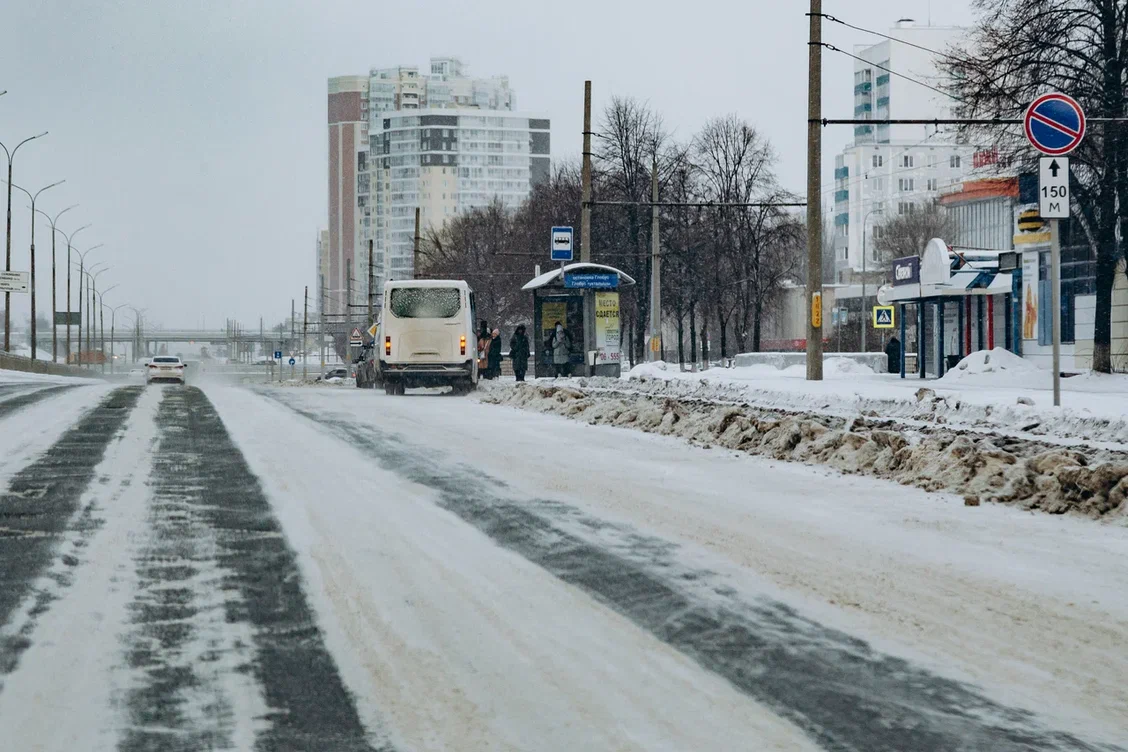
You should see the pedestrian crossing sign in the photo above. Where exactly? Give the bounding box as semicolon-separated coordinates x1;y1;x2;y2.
873;306;895;329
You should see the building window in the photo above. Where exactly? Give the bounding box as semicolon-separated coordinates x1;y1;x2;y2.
950;155;962;168
927;178;938;191
898;202;913;215
872;155;883;168
898;178;914;192
928;154;938;169
902;155;914;168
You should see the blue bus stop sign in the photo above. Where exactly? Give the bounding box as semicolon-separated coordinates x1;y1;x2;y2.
274;350;282;360
1024;92;1085;156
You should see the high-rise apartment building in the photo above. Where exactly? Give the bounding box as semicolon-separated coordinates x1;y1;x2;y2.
327;57;546;305
831;20;977;282
327;75;369;316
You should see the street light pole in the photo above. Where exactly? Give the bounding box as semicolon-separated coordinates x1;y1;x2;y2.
1;131;47;352
860;207;882;353
108;303;128;373
34;205;78;362
90;268;109;368
75;248;103;365
60;226;92;361
98;284;119;373
7;179;65;360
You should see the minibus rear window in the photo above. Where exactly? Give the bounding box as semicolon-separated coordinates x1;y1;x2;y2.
389;287;461;318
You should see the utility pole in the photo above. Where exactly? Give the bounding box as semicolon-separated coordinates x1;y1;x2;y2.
290;298;295;358
346;258;353;366
367;238;375;328
412;208;421;279
320;278;326;369
806;0;824;380
303;285;309;380
648;155;661;362
581;80;593;263
1051;218;1062;406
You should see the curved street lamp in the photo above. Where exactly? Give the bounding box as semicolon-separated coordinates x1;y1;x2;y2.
89;267;111;369
97;283;119;373
74;245;103;364
1;130;48;351
127;305;146;361
34;204;78;362
7;179;65;360
53;223;91;360
105;302;130;373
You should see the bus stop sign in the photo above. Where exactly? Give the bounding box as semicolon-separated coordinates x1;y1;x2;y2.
1024;92;1085;156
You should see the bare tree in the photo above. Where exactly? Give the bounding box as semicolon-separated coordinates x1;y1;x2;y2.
945;0;1128;371
872;201;959;267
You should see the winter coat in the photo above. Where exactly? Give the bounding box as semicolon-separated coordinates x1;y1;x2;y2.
509;333;530;367
549;329;571;365
488;336;503;370
884;337;901;373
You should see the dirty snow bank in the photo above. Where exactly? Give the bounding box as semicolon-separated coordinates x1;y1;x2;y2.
484;383;1128;520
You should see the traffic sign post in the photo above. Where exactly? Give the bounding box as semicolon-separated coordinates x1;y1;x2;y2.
1026;92;1085;407
551;226;573;262
872;306;895;329
349;327;363;346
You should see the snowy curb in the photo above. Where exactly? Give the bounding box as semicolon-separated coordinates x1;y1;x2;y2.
483;383;1128;521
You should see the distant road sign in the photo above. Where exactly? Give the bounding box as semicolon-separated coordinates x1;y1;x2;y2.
551;226;574;262
289;357;296;366
1039;157;1070;219
1024;93;1085;156
367;322;378;338
0;271;29;294
54;311;80;326
349;327;363;345
274;350;282;360
873;306;895;329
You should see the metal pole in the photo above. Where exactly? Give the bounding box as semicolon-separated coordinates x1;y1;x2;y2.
110;310;115;374
347;259;353;367
648;156;661;361
303;285;309;380
77;262;83;364
29;206;36;359
4;158;12;351
291;297;295;360
320;279;326;369
367;238;374;327
412;208;421;279
1051;218;1062;406
581;81;593;263
99;300;104;372
899;303;906;378
806;0;823;380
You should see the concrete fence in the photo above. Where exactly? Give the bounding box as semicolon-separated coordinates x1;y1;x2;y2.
732;351;889;373
0;352;102;379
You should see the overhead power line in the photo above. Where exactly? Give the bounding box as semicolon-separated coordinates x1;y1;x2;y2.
820;43;958;102
817;13;960;63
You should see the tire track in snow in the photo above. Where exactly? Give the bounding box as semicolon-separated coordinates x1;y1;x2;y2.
121;387;388;752
0;384;75;420
0;386;142;679
275;397;1121;752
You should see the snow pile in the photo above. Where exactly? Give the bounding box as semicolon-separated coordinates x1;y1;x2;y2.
941;348;1038;382
625;361;676;382
825;357;876;376
485;383;1128;519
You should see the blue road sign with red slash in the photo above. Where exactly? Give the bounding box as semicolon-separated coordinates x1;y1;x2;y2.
1024;92;1086;155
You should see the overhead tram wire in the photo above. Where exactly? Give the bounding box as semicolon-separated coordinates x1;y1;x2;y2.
820;43;958;102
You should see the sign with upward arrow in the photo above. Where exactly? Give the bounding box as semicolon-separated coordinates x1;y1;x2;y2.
1039;157;1070;219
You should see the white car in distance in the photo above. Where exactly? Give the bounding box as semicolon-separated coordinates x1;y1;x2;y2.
147;356;186;384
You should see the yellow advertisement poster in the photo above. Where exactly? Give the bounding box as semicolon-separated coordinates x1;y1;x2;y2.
542;301;567;345
594;292;621;364
1022;251;1038;340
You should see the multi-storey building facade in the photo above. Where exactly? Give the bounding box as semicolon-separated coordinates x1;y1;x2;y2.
327;75;369;316
328;58;543;305
831;20;976;282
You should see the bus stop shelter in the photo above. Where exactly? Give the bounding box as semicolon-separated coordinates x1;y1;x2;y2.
877;238;1021;379
522;263;635;378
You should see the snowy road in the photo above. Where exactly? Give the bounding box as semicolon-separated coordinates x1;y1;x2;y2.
0;379;1125;751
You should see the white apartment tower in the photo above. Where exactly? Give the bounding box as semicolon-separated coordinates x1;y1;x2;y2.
832;20;976;282
329;57;546;303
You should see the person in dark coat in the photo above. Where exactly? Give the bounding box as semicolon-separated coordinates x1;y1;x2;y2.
487;328;503;379
884;336;901;373
509;324;530;382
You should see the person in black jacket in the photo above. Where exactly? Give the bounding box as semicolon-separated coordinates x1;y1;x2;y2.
487;328;503;379
509;324;530;381
884;336;901;374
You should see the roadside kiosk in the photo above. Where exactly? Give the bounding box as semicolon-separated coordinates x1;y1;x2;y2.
521;263;636;379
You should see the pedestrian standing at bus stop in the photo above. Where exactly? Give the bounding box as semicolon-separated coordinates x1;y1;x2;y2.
548;321;571;377
487;329;503;379
510;325;530;382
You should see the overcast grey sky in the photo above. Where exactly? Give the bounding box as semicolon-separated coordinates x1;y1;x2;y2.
0;0;975;329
